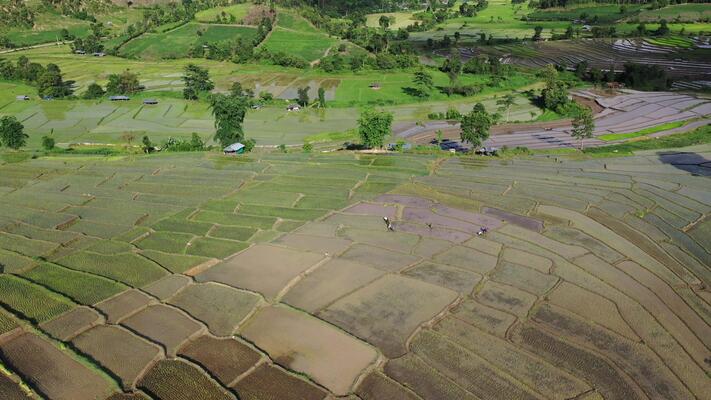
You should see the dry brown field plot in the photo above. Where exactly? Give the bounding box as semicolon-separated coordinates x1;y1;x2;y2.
0;149;709;399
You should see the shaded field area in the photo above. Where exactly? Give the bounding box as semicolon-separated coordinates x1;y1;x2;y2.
0;140;710;399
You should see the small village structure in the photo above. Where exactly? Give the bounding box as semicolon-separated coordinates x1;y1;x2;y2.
143;99;159;105
223;142;245;155
287;104;301;112
109;95;130;101
15;95;29;101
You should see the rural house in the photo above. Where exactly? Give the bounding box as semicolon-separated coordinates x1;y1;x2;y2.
224;142;245;155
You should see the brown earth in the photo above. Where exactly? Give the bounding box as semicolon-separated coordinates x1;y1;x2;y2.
231;364;327;400
178;335;261;386
0;332;113;400
138;360;232;400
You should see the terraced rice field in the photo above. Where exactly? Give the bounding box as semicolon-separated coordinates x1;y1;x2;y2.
0;144;709;399
490;38;711;79
399;89;711;150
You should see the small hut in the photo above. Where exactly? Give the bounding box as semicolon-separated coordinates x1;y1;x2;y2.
224;142;245;155
16;95;29;101
369;82;381;90
286;104;301;112
143;99;158;105
109;95;130;101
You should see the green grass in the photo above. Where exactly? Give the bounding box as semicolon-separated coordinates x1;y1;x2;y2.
0;274;74;323
586;125;711;156
194;3;254;23
21;263;127;305
120;22;258;59
598;120;692;141
262;10;337;62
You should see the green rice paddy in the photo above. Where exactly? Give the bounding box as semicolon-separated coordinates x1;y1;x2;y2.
119;23;258;60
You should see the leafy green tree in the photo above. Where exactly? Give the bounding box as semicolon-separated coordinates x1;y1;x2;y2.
496;94;516;122
358;108;394;149
189;132;205;150
656;19;670;36
83;83;105;99
142;135;154;153
106;71;140;95
37;64;71;98
442;53;462;95
182;64;214;100
533;25;543;41
0;116;28;150
297;87;310;107
413;69;434;98
318;87;326;108
378;15;390;31
570;106;594;149
209;93;249;147
460;103;492;149
41;135;55;150
303;142;313;153
539;65;568;111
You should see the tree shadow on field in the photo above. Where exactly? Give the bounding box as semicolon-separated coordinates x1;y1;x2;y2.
657;152;711;177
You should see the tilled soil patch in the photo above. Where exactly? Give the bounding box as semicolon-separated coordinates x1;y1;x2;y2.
178;335;261;386
0;332;113;400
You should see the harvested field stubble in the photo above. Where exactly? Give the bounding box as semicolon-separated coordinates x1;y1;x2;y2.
231;363;327;400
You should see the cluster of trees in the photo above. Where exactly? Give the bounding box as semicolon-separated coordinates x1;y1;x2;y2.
539;64;575;114
70;22;106;54
0;57;73;98
106;70;141;95
620;63;669;90
569;61;669;90
0;0;35;28
182;64;214;100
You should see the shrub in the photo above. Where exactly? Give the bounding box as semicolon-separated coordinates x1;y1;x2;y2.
41;136;55;150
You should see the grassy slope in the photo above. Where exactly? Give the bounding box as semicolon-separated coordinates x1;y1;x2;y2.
2;6;143;47
194;3;253;23
262;11;338;62
119;22;258;59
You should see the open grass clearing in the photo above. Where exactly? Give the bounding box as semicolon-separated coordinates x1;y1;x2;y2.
194;3;254;23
